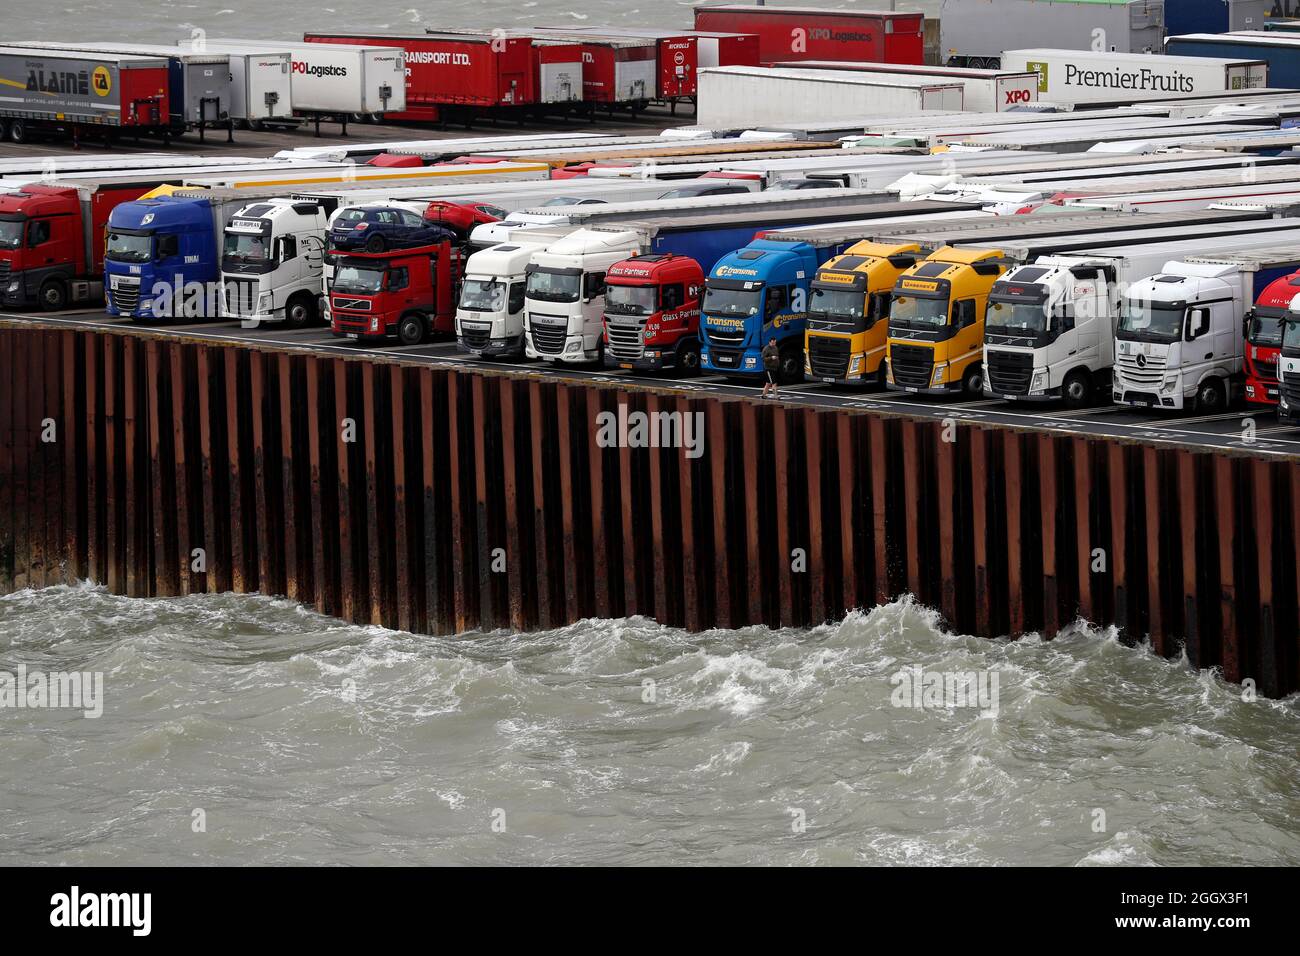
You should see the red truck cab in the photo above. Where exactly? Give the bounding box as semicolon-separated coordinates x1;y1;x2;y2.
1244;269;1300;406
329;241;462;345
602;252;704;373
0;186;88;310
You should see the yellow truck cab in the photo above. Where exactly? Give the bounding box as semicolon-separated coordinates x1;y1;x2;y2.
804;241;922;386
886;246;1006;396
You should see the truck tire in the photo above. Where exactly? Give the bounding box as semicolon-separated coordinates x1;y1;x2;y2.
961;362;984;396
364;234;386;253
779;348;803;384
38;278;67;312
1194;377;1225;413
397;313;427;346
675;338;701;376
284;294;316;330
1062;369;1092;408
9;120;26;143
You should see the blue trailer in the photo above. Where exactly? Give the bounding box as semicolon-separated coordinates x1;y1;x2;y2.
1166;0;1271;36
1167;30;1300;86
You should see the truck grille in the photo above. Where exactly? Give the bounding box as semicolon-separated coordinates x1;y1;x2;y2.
460;324;491;351
986;350;1034;396
704;324;746;346
1283;372;1300;407
890;343;934;390
332;312;370;334
529;319;567;355
1254;358;1278;383
1116;350;1166;388
0;260;10;280
708;348;743;370
110;278;141;313
606;319;646;360
223;279;259;317
807;336;850;379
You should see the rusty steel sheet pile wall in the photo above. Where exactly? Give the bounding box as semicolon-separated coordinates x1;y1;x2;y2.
1;323;1297;697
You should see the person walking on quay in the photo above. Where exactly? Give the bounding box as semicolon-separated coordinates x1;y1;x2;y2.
761;335;782;399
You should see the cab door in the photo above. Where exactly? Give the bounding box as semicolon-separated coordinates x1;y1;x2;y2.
951;297;982;379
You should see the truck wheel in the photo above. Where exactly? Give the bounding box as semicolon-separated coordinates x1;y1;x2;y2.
675;339;701;376
961;362;984;396
1062;369;1092;408
364;234;386;253
9;120;26;143
779;348;803;384
37;279;67;312
397;313;427;346
284;294;315;330
1194;377;1225;413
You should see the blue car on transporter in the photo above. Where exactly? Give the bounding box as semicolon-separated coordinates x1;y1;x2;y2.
329;204;457;253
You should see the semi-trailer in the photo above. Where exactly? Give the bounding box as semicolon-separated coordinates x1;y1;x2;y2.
687;31;761;69
1168;0;1270;35
198;39;405;128
768;61;1040;113
692;5;924;65
1066;181;1300;212
18;41;236;136
536;27;699;106
175;160;549;191
1114;245;1300;411
1166;31;1300;88
983;235;1300;406
1001;48;1269;105
938;0;1165;68
697;67;964;127
306;32;536;123
0;47;170;145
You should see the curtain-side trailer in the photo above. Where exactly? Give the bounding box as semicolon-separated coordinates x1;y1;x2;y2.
693;5;924;65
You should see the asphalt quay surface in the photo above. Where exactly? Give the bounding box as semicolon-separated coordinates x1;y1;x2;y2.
10;308;1299;459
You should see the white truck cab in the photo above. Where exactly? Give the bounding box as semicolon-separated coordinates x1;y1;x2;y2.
455;241;544;358
524;228;643;363
221;198;329;329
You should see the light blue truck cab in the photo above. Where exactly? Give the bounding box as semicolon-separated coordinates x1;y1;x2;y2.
104;194;221;321
699;237;839;380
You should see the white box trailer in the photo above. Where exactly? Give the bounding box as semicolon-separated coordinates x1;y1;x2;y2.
1002;48;1270;105
939;0;1166;68
1068;181;1300;213
209;48;295;126
696;66;964;127
199;39;405;116
769;60;1040;112
178;160;550;191
275;132;610;163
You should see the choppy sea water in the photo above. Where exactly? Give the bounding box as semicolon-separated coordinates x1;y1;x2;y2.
4;0;944;47
1;582;1296;866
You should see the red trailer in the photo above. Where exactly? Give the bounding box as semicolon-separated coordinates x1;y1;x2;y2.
522;33;658;110
304;32;535;123
538;28;699;104
693;5;924;65
689;31;762;68
420;29;584;113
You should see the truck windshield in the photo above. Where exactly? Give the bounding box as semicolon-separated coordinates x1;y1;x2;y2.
1118;302;1182;343
605;284;657;315
1283;317;1300;353
459;279;506;312
703;286;762;317
333;265;385;294
890;294;949;328
106;232;152;263
986;299;1049;334
808;287;864;329
526;269;580;303
224;233;271;261
1248;308;1286;347
0;219;23;249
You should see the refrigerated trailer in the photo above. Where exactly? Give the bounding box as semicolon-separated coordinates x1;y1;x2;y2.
306;32;536;123
1001;48;1269;105
697;66;963;128
199;39;405;128
770;61;1040;112
19;41;236;135
939;0;1166;68
0;47;170;145
693;5;924;65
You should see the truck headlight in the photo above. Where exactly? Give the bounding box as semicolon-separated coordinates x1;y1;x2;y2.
932;364;946;385
566;341;582;354
886;363;894;384
701;350;709;363
848;355;863;374
744;356;757;368
369;317;380;333
257;292;273;313
1030;369;1048;393
805;356;812;373
1161;377;1177;394
6;281;18;293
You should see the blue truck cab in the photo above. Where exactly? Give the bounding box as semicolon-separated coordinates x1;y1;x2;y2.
700;237;832;380
105;195;221;321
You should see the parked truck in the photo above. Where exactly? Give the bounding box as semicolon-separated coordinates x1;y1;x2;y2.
693;5;924;65
1115;245;1300;411
939;0;1165;69
1001;48;1268;106
1242;268;1300;406
0;46;170;145
330;241;463;344
602;253;706;373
